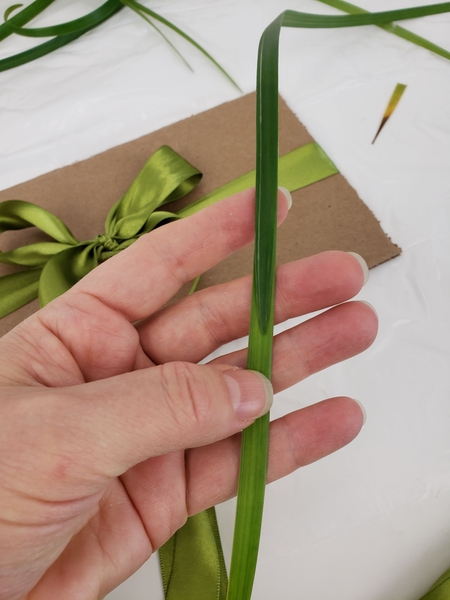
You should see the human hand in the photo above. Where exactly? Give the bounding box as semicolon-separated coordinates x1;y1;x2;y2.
0;188;377;600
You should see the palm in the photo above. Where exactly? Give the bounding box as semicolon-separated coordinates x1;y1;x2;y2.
0;189;376;599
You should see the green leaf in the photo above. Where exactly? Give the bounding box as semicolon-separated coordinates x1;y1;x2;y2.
120;0;242;91
119;0;194;71
4;4;23;21
316;0;450;61
0;0;240;90
0;0;124;72
0;0;55;42
2;0;123;38
227;4;450;600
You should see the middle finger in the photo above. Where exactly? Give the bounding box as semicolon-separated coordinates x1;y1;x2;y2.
137;251;368;365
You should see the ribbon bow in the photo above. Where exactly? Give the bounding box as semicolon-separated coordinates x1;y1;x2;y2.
0;145;201;317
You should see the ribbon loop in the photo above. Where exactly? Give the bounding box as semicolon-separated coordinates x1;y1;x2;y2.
104;145;201;240
0;199;78;243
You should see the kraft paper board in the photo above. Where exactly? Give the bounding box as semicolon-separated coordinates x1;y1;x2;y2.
0;93;400;337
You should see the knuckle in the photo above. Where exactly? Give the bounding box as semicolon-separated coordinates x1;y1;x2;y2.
160;362;214;432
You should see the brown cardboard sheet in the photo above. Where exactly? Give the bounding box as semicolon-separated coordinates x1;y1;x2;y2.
0;93;400;337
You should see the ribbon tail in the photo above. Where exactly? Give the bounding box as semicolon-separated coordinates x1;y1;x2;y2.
0;269;41;318
0;200;78;244
38;244;99;307
160;507;228;600
177;142;338;218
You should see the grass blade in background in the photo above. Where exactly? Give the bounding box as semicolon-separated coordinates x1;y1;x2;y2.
0;0;55;41
3;0;123;37
0;0;124;72
227;4;450;600
120;0;241;90
316;0;450;61
0;0;240;89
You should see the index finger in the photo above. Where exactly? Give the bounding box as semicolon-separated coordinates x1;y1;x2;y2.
62;187;291;322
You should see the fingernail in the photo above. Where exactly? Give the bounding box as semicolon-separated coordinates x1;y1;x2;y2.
352;398;367;425
359;300;378;319
278;186;292;210
224;370;273;420
347;252;369;286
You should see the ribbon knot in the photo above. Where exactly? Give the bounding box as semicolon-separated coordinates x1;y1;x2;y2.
94;233;121;256
0;145;202;317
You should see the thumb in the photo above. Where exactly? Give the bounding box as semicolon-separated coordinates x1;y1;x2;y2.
46;363;273;480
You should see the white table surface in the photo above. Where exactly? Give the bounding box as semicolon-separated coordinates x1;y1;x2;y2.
1;1;450;599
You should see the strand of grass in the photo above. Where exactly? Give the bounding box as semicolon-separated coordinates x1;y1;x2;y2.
0;0;55;42
3;0;193;75
3;0;123;37
0;0;123;73
188;275;201;295
120;0;242;91
225;12;282;600
316;0;450;61
226;4;450;600
120;0;193;71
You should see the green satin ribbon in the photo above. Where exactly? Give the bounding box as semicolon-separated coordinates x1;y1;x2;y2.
420;568;450;600
160;508;228;600
0;140;338;599
0;145;202;316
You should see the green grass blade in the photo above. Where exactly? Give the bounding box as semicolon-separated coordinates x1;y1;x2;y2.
0;0;55;42
188;274;201;295
281;3;450;28
0;0;123;73
226;13;283;600
227;4;450;600
120;0;242;91
315;0;450;60
120;0;193;71
3;0;123;37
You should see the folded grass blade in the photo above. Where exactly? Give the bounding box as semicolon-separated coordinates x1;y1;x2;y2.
3;0;123;37
0;0;124;72
0;0;55;42
227;5;450;600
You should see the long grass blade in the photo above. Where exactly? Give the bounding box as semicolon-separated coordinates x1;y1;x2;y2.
120;0;242;91
0;0;55;42
3;0;123;37
227;4;450;600
316;0;450;61
0;0;124;73
120;0;193;71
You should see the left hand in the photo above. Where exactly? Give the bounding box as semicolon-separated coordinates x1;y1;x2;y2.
0;187;377;599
